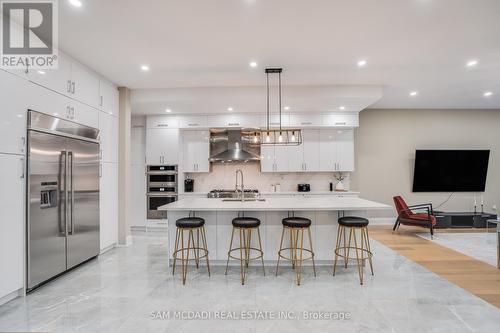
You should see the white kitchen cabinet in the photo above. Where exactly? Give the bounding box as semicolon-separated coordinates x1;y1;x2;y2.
99;80;119;115
100;162;118;251
27;53;73;97
71;62;100;108
259;114;290;128
289;114;322;127
182;130;210;172
146;116;179;129
178;115;208;128
99;111;119;163
302;129;320;171
146;128;179;165
0;70;29;155
28;82;98;128
0;154;24;300
319;129;354;172
321;113;359;127
207;114;258;128
260;145;275;172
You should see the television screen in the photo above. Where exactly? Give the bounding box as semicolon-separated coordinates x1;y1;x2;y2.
412;150;490;192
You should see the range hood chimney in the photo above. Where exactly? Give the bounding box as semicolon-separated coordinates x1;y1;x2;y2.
209;129;261;163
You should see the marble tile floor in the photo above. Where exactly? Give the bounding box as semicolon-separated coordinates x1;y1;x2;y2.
418;232;498;267
1;231;500;333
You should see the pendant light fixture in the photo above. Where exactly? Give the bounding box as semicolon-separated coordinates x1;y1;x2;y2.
261;68;302;146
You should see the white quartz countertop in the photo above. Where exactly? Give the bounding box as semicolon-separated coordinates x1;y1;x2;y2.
178;191;360;197
159;196;391;211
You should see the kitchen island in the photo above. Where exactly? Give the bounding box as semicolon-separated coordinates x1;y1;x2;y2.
159;196;391;265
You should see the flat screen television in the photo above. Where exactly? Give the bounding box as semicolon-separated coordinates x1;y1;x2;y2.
412;150;490;192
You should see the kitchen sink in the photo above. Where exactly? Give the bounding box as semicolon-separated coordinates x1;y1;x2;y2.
222;198;266;202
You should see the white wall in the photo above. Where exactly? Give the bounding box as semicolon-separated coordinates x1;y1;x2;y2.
351;109;500;218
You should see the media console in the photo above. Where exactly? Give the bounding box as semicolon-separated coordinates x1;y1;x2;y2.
434;211;497;228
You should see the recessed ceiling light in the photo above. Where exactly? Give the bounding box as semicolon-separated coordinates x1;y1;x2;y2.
409;91;418;97
249;61;258;68
357;60;367;67
339;106;346;110
227;107;234;111
165;109;172;113
68;0;82;8
483;91;493;97
37;70;46;75
284;106;290;110
140;65;150;71
466;60;479;67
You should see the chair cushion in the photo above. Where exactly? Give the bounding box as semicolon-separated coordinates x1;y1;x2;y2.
282;217;311;228
400;214;437;226
176;217;205;228
338;216;369;227
232;217;261;228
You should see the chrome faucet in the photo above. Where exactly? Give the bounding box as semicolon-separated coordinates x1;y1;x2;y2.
235;169;244;201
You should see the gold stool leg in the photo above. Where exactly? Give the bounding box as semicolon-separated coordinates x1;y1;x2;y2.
290;229;295;269
296;228;305;286
364;227;374;276
275;227;285;276
246;229;252;268
225;227;235;275
333;225;343;276
180;229;186;284
195;228;200;269
239;228;246;285
201;226;210;277
257;227;265;276
352;228;363;285
307;227;316;277
172;228;180;275
345;227;353;268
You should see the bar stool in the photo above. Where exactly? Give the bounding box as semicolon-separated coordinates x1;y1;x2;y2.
172;216;210;285
225;214;265;285
333;216;374;285
276;215;316;285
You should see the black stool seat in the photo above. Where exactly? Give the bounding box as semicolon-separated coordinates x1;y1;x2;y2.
338;216;369;228
176;217;205;228
232;217;261;228
282;217;311;228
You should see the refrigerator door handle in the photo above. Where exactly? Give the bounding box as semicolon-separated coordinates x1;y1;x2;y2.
63;150;69;237
69;151;75;235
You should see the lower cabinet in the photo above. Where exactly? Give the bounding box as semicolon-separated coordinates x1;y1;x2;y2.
0;153;24;300
100;162;118;251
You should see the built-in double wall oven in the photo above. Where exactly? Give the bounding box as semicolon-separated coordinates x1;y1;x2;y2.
146;165;178;219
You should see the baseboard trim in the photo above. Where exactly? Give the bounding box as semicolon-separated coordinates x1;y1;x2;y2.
0;289;22;306
99;243;116;254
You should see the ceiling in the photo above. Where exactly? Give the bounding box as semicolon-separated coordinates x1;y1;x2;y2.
58;0;500;111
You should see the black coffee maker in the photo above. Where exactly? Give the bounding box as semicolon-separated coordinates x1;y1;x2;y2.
184;178;194;192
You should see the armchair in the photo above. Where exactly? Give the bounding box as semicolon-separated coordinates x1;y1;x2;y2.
393;196;436;237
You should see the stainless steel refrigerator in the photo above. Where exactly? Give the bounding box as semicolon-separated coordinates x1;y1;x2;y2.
27;111;100;291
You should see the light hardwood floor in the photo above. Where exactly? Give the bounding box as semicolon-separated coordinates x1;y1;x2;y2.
369;225;500;308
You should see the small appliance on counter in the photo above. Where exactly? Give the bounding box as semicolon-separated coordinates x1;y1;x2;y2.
184;178;194;192
298;184;311;192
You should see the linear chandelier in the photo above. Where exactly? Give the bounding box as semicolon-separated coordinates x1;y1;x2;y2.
261;68;302;146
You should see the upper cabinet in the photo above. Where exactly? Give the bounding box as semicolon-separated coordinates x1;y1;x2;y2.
207;114;258;128
259;114;290;128
147;116;179;129
289;114;322;127
321;114;359;127
146;128;179;165
182;130;210;173
27;52;100;109
0;70;29;155
99;81;119;116
178;115;207;128
319;129;355;172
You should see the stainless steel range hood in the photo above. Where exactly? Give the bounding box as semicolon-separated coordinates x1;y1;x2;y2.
209;129;261;163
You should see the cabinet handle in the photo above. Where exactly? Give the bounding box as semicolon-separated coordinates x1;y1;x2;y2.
100;96;103;107
301;122;312;125
228;122;239;126
158;124;169;127
188;123;199;127
270;122;280;126
20;136;26;153
334;122;346;126
99;163;102;178
71;107;75;119
304;163;307;171
71;81;76;94
67;80;72;93
100;149;103;160
20;158;25;179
